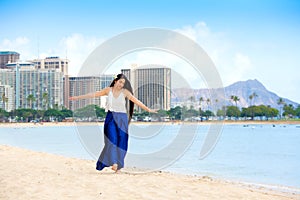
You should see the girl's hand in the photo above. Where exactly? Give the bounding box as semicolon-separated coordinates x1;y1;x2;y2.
149;109;158;113
69;96;79;100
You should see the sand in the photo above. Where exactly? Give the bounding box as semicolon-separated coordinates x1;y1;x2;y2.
0;145;299;200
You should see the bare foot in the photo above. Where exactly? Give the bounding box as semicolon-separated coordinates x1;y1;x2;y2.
111;164;118;172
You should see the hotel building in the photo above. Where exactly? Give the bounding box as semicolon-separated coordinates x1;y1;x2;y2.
123;65;171;111
0;61;64;110
0;85;14;111
0;51;20;69
68;75;114;110
31;56;70;109
31;56;69;75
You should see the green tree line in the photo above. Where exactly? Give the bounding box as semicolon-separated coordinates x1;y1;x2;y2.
1;96;300;122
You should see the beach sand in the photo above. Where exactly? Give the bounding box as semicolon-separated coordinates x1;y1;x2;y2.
0;145;299;200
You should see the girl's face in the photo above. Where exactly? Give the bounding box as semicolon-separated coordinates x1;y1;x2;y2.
115;78;125;89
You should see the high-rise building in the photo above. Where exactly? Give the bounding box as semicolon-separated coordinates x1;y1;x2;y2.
0;67;16;111
32;56;69;108
69;76;99;111
121;68;134;104
63;75;70;109
121;69;131;81
0;51;20;69
100;74;114;89
31;56;69;76
68;75;114;110
0;61;64;110
132;65;171;111
0;85;14;111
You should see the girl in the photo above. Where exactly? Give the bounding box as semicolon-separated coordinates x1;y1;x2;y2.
69;74;157;172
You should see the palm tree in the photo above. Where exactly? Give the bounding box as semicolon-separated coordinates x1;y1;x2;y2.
206;98;211;119
199;97;204;122
189;96;195;109
249;92;258;107
230;95;240;108
214;98;219;116
27;94;36;109
1;93;8;110
4;96;8;110
230;95;240;119
249;94;253;106
249;92;258;120
42;92;49;110
206;98;211;111
277;98;285;119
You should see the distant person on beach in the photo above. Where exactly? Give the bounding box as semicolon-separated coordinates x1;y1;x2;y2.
69;73;157;172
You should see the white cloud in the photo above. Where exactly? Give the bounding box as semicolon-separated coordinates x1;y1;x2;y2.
56;33;105;76
15;37;30;46
2;24;299;103
1;34;104;76
106;48;206;89
177;22;211;42
0;23;245;87
234;53;251;69
102;22;230;89
176;22;253;88
0;37;33;59
227;52;252;82
175;22;299;103
1;36;30;48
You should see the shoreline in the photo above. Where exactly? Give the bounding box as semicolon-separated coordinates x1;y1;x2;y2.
0;144;299;200
0;119;299;128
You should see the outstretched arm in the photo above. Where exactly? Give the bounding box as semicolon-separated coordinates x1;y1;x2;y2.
124;89;158;113
69;87;110;100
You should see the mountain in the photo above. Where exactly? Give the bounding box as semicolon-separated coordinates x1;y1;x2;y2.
172;79;299;109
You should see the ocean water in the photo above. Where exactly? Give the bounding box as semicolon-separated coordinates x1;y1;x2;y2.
0;123;299;190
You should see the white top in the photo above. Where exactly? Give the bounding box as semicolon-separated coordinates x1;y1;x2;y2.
105;88;127;113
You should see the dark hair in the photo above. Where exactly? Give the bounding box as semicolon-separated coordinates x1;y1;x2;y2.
110;74;134;123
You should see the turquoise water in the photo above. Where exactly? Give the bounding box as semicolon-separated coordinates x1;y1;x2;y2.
0;123;299;189
168;124;300;188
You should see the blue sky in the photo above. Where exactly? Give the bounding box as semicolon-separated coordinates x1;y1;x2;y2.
1;0;300;103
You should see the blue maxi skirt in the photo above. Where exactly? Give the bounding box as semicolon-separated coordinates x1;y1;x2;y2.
96;111;129;171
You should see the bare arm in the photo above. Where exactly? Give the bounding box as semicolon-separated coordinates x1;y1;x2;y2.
124;89;157;113
69;87;110;100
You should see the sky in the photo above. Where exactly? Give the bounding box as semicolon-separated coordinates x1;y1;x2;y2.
1;0;300;103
